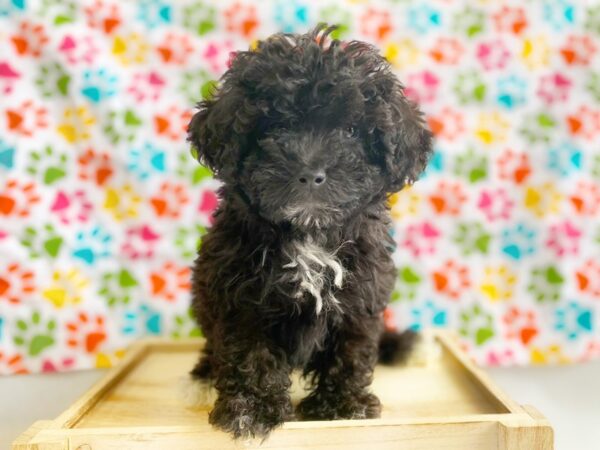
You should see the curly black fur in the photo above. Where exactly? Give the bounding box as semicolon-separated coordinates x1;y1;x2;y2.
187;25;433;439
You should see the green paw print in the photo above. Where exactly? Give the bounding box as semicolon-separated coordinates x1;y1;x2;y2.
586;73;600;104
459;304;495;346
171;309;202;339
452;6;485;38
14;311;57;357
391;266;422;302
452;222;491;255
182;1;216;36
35;62;70;98
591;154;600;180
528;265;564;303
98;269;139;307
453;148;488;183
318;6;351;39
103;109;143;145
452;70;486;104
584;5;600;36
178;69;218;105
26;145;68;185
177;149;213;184
174;224;207;259
40;0;76;25
519;113;556;144
20;224;64;259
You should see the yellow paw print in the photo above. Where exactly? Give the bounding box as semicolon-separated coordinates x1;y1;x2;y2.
480;265;517;302
385;39;419;69
524;182;562;218
104;184;141;221
96;348;126;368
112;33;149;65
520;35;551;70
388;188;420;219
530;345;571;365
474;112;509;146
43;269;89;308
57;106;95;143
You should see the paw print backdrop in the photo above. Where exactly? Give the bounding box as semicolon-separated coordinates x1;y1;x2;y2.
1;0;599;374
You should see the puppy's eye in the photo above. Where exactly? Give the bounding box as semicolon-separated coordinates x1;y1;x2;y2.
345;126;358;138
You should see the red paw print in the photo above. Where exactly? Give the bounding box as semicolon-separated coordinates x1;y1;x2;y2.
570;181;600;215
0;263;35;305
202;40;235;73
11;20;48;57
0;179;40;218
150;182;189;218
404;70;439;104
566;106;600;140
127;71;165;102
154;106;193;141
59;34;99;65
546;220;581;257
50;190;93;224
224;2;259;38
0;352;28;374
476;40;510;71
497;149;531;185
432;260;470;300
493;6;527;35
575;260;600;298
66;313;107;354
78;149;114;186
560;35;596;66
0;62;21;94
478;188;514;221
427;107;465;141
429;181;467;216
84;0;121;34
537;72;572;104
149;262;191;302
503;306;539;346
402;221;440;258
122;224;160;259
360;8;392;42
156;33;194;65
429;37;464;65
41;357;75;373
5;100;48;137
580;341;600;362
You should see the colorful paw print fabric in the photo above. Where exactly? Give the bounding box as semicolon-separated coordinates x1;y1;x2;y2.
1;0;599;374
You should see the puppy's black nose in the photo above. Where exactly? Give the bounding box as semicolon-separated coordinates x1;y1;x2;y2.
298;171;326;186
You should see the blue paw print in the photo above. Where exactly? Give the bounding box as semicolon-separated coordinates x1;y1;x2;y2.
72;226;113;265
274;0;309;32
0;139;15;169
555;301;593;340
0;0;25;16
127;142;167;180
81;69;118;103
542;0;575;31
407;5;442;34
137;0;172;28
122;304;162;336
410;300;448;331
420;150;444;180
497;75;527;109
0;316;4;342
501;223;537;260
547;141;582;178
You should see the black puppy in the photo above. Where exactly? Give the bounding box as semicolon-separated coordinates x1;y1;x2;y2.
187;25;433;439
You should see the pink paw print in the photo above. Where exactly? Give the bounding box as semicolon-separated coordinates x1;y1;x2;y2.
404;70;439;104
575;259;600;298
486;348;516;366
429;181;467;216
580;341;600;363
566;106;600;140
156;33;194;65
402;221;441;258
560;35;597;66
127;71;165;102
11;20;49;57
85;0;121;34
478;188;514;221
569;181;600;216
202;40;235;73
427;107;465;141
59;34;99;65
50;190;93;224
476;40;510;71
224;2;259;38
429;37;463;65
537;72;572;104
154;106;193;141
360;8;392;42
122;225;160;259
41;357;75;373
0;62;21;95
198;189;218;222
497;149;531;185
493;6;527;35
0;179;40;218
503;306;539;346
5;100;48;137
546;220;581;257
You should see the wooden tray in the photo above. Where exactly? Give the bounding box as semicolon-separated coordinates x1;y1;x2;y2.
13;332;553;449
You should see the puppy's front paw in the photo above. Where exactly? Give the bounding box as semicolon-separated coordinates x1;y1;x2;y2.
297;390;381;421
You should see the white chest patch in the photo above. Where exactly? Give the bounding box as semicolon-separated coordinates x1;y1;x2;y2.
282;236;347;315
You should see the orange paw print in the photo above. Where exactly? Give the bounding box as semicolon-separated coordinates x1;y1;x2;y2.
0;352;28;374
154;106;193;141
11;20;49;57
575;259;600;298
383;307;397;332
224;2;259;38
0;179;40;218
428;181;467;216
566;106;600;140
427;107;465;141
156;33;194;65
149;262;191;302
5;100;48;137
360;7;392;42
497;149;531;185
84;0;121;34
570;181;600;215
0;263;35;305
78;148;114;186
432;260;470;300
493;6;527;35
66;312;107;354
560;35;597;66
429;37;464;64
150;182;189;218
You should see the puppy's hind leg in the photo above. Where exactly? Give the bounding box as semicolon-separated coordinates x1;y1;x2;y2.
190;346;215;380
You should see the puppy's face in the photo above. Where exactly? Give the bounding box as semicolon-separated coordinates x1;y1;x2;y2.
189;27;433;230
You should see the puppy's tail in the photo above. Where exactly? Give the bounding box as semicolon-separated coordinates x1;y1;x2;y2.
378;329;419;365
